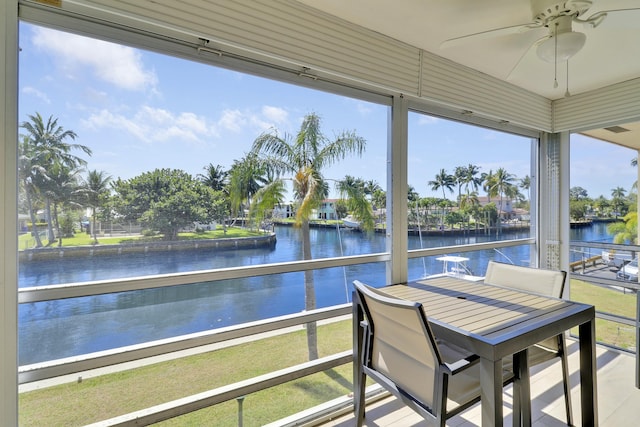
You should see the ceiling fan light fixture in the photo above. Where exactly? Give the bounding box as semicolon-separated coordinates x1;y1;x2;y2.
536;30;586;63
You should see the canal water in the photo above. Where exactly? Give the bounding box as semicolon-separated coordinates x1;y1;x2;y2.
18;222;613;365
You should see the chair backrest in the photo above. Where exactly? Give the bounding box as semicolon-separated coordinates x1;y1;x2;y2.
353;280;442;412
484;261;566;298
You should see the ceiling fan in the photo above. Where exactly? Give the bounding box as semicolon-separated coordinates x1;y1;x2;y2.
441;0;640;95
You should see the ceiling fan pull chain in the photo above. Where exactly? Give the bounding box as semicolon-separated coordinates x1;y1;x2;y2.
565;60;571;97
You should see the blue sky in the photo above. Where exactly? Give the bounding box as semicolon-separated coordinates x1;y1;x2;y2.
18;23;637;201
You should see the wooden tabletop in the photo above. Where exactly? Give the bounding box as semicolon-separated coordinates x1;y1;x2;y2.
382;276;595;361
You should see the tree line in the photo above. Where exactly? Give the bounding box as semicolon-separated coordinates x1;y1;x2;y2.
20;112;541;249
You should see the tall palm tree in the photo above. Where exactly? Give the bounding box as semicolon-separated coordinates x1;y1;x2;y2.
453;165;467;204
519;175;531;202
611;186;627;219
227;153;268;226
481;169;494;197
19;113;91;246
490;167;516;231
18;135;45;247
407;185;419;203
462;164;482;195
428;168;454;229
84;170;112;244
248;113;368;360
45;163;83;247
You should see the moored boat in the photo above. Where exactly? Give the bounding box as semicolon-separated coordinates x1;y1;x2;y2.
427;255;485;281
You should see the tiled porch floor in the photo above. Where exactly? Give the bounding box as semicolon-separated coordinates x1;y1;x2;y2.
320;340;640;426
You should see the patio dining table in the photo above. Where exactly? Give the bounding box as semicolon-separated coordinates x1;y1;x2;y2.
352;276;598;427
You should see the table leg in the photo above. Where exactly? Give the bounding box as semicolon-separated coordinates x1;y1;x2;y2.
513;349;531;427
579;318;598;427
480;357;504;427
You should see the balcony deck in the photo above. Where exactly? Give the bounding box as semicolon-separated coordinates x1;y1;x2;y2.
316;340;640;426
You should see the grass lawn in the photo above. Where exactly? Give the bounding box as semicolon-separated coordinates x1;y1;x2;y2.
19;320;356;427
18;227;264;249
569;278;637;350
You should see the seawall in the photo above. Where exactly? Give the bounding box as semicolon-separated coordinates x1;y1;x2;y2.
19;233;277;262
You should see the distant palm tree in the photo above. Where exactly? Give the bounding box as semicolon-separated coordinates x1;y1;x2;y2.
19;113;91;246
84;170;112;244
454;166;467;203
519;175;531;202
227;153;268;224
407;185;419;203
198;163;228;192
45;163;83;246
428;169;454;228
611;186;627;219
248;113;369;360
489;168;516;231
462;164;482;196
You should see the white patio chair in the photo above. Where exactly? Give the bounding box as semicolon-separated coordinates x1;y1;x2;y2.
484;260;573;426
353;280;513;427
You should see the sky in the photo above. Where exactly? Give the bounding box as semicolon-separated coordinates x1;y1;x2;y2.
18;22;638;202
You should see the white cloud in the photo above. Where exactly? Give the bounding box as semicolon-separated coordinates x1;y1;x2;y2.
262;106;288;124
218;109;247;133
31;27;157;91
83;105;292;146
417;115;439;125
22;86;50;104
83;106;215;144
218;106;292;136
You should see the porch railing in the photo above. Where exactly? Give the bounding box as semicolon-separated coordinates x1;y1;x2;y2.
570;241;640;388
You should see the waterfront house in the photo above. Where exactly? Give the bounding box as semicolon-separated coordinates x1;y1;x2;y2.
316;199;340;221
3;1;640;425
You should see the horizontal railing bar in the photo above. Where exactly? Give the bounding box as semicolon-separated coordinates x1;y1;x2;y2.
84;350;353;427
19;304;352;384
570;241;640;252
408;238;534;259
19;253;389;303
596;311;636;327
570;272;640;291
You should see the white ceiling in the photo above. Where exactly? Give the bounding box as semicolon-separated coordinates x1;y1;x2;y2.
295;0;640;100
295;0;640;150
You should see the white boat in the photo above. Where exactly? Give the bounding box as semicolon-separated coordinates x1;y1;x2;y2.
428;255;485;282
342;215;360;229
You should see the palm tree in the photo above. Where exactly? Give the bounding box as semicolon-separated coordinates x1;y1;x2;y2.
453;165;467;204
227;153;268;226
18;135;45;247
462;164;482;195
19;113;91;246
407;185;420;203
481;170;495;202
459;190;480;230
84;170;112;244
248;113;368;360
519;175;531;202
428;169;454;229
489;167;516;231
45;163;83;247
608;211;637;244
611;186;627;219
198;163;228;192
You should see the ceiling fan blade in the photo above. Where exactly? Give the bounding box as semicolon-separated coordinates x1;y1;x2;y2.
580;6;640;28
440;21;542;49
506;35;550;80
